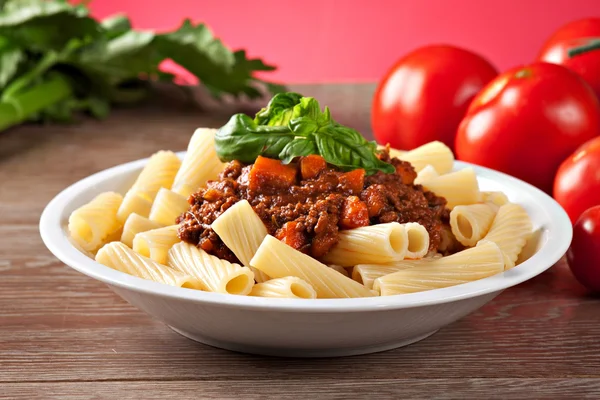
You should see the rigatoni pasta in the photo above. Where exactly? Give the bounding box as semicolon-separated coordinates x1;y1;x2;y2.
352;264;411;289
450;203;498;247
399;141;454;174
250;235;375;298
321;222;409;266
168;242;255;295
96;242;203;290
249;277;317;299
478;203;533;269
422;167;481;209
148;188;189;226
68;192;123;252
117;151;181;222
211;200;270;282
133;225;181;265
414;164;439;185
404;223;430;259
120;213;162;247
373;241;505;295
171;128;225;197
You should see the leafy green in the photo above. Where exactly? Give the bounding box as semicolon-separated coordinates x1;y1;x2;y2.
0;0;283;132
215;93;395;175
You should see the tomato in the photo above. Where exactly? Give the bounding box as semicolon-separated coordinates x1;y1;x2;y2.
372;45;498;151
554;136;600;223
455;62;600;193
538;18;600;100
566;205;600;292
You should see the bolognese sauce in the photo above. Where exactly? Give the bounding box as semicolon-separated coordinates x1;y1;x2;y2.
177;150;448;264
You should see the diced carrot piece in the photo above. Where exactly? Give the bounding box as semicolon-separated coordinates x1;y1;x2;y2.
339;169;365;194
300;155;327;179
248;156;297;191
276;221;307;251
339;196;370;229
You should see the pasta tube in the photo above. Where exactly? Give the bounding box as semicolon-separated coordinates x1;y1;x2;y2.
68;192;123;252
148;188;189;226
168;242;255;295
249;277;317;299
211;199;270;282
422;167;481;209
450;203;498;247
321;222;409;267
96;242;202;290
399;141;454;174
120;213;162;248
404;222;430;259
250;235;375;298
478;203;533;269
133;225;181;265
373;241;504;295
172;128;225;197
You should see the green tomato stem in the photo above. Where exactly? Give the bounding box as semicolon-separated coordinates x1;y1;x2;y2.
568;39;600;58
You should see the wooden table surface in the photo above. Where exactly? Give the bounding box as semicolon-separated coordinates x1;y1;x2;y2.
1;84;599;399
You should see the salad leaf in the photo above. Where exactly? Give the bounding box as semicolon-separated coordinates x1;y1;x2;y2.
215;93;396;175
0;0;283;132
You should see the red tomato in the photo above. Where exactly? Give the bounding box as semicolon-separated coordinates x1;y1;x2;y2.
372;45;498;151
455;62;600;193
538;18;600;100
554;136;600;223
567;205;600;292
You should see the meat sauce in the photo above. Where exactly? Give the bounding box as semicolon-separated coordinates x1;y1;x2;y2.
178;151;449;264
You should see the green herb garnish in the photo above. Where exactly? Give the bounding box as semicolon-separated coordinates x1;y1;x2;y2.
0;0;282;132
215;92;395;175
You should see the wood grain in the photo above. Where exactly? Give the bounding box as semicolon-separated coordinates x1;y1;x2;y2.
1;84;599;399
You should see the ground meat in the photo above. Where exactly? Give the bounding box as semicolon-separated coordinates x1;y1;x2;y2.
177;152;448;263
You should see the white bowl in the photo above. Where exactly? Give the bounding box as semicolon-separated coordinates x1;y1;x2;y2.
40;154;572;357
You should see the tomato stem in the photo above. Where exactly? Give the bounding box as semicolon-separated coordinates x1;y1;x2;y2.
568;39;600;58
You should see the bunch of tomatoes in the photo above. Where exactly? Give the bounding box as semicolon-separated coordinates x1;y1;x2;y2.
371;18;600;292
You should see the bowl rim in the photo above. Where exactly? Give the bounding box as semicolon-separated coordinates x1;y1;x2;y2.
40;153;572;313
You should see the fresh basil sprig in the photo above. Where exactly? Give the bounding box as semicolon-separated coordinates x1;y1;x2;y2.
215;92;395;175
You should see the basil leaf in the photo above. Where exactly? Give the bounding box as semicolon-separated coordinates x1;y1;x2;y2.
254;92;302;126
0;45;23;89
100;14;132;40
279;138;317;164
215;114;295;163
314;126;395;175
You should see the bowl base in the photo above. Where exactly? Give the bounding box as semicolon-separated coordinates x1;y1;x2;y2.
169;326;439;358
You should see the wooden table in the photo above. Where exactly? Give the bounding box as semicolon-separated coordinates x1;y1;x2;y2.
1;84;599;399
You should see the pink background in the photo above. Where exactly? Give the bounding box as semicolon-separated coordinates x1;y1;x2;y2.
90;0;599;84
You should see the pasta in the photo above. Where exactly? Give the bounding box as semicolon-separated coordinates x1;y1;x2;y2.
352;264;411;289
478;203;533;269
120;213;162;247
68;192;123;252
404;222;430;259
67;120;535;299
373;241;505;295
249;277;317;299
422;167;481;209
148;188;189;226
96;242;203;289
171;128;225;198
399;141;454;174
414;164;439;185
211;199;270;283
328;264;350;277
117;151;181;222
450;203;498;247
168;242;255;295
482;191;509;207
133;225;181;265
321;222;409;267
250;235;375;298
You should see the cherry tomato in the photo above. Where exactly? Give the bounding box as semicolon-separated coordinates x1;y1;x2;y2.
372;45;498;151
538;18;600;101
455;62;600;193
567;205;600;292
554;136;600;223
